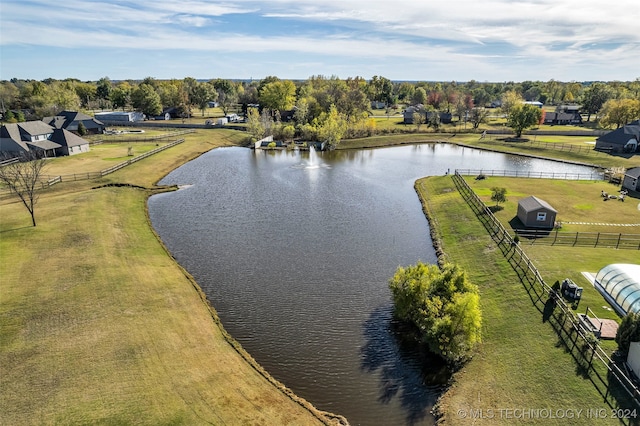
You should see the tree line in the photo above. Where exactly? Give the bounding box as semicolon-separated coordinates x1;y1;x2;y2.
1;76;639;145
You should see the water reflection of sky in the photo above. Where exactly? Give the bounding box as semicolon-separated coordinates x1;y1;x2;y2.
149;144;598;426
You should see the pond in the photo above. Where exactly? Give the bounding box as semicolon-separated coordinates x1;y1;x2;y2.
148;143;597;425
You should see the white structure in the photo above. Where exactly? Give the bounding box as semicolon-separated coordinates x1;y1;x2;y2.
594;264;640;316
95;111;145;122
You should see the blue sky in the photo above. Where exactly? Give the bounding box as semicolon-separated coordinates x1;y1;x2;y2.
1;0;638;82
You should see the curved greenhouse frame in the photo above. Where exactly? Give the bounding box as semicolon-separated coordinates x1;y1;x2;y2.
595;264;640;316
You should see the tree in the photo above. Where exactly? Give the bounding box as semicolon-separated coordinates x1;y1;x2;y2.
412;111;425;131
490;187;507;206
412;87;427;105
259;80;296;113
581;82;613;122
246;107;265;140
616;312;640;356
501;90;523;118
96;77;112;101
131;83;162;117
111;85;131;111
389;262;482;365
0;153;47;226
3;110;16;123
189;82;216;116
368;75;393;105
507;104;543;138
469;107;491;129
599;99;640;129
212;79;238;115
77;121;87;136
317;105;346;148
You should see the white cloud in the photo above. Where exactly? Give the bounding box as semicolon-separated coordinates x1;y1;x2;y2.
1;0;638;81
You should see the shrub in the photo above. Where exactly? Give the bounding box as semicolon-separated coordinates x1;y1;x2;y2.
389;262;482;366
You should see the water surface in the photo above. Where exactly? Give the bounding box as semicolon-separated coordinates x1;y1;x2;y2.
148;144;596;425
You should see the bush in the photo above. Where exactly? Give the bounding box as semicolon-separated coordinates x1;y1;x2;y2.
616;312;640;356
389;262;482;366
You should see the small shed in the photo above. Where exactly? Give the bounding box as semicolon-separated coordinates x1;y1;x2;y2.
622;167;640;192
517;196;557;228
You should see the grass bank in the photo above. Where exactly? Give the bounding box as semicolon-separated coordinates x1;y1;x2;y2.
416;175;637;425
0;129;343;425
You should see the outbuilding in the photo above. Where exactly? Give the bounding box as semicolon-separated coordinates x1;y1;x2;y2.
517;196;557;228
622;167;640;192
594;264;640;316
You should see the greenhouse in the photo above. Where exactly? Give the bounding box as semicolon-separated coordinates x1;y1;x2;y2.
594;264;640;316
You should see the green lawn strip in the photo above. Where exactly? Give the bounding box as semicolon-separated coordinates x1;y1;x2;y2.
416;176;626;426
0;129;338;425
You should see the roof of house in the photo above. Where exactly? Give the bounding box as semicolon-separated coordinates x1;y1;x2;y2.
625;167;640;179
26;139;61;150
0;137;29;153
1;121;87;154
43;110;104;129
52;129;88;148
15;121;55;137
518;195;557;213
404;104;425;114
0;122;54;150
597;120;640;145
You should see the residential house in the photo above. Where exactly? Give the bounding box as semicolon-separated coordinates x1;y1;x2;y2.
42;110;104;134
52;128;90;156
623;167;640;192
403;105;452;124
595;121;640;153
153;107;180;121
0;121;91;158
544;105;582;125
517;196;557;229
0;121;60;158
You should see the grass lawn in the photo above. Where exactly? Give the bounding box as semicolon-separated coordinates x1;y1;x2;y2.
465;176;640;322
0;129;340;425
416;176;636;425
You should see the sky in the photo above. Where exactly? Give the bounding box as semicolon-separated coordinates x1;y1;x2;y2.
1;0;639;83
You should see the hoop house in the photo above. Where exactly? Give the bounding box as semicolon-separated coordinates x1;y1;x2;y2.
595;264;640;316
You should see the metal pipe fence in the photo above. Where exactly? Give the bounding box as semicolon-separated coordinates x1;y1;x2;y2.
456;169;604;181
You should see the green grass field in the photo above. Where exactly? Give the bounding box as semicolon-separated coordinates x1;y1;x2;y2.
416;176;637;425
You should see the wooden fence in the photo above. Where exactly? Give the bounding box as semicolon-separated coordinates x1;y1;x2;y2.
516;229;640;250
456;169;604;181
90;129;195;144
0;138;185;194
97;138;185;176
452;171;640;410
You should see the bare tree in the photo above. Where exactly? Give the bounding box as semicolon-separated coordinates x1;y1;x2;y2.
0;153;47;226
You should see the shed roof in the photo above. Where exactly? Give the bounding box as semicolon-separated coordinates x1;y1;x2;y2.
625;167;640;179
518;195;557;213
